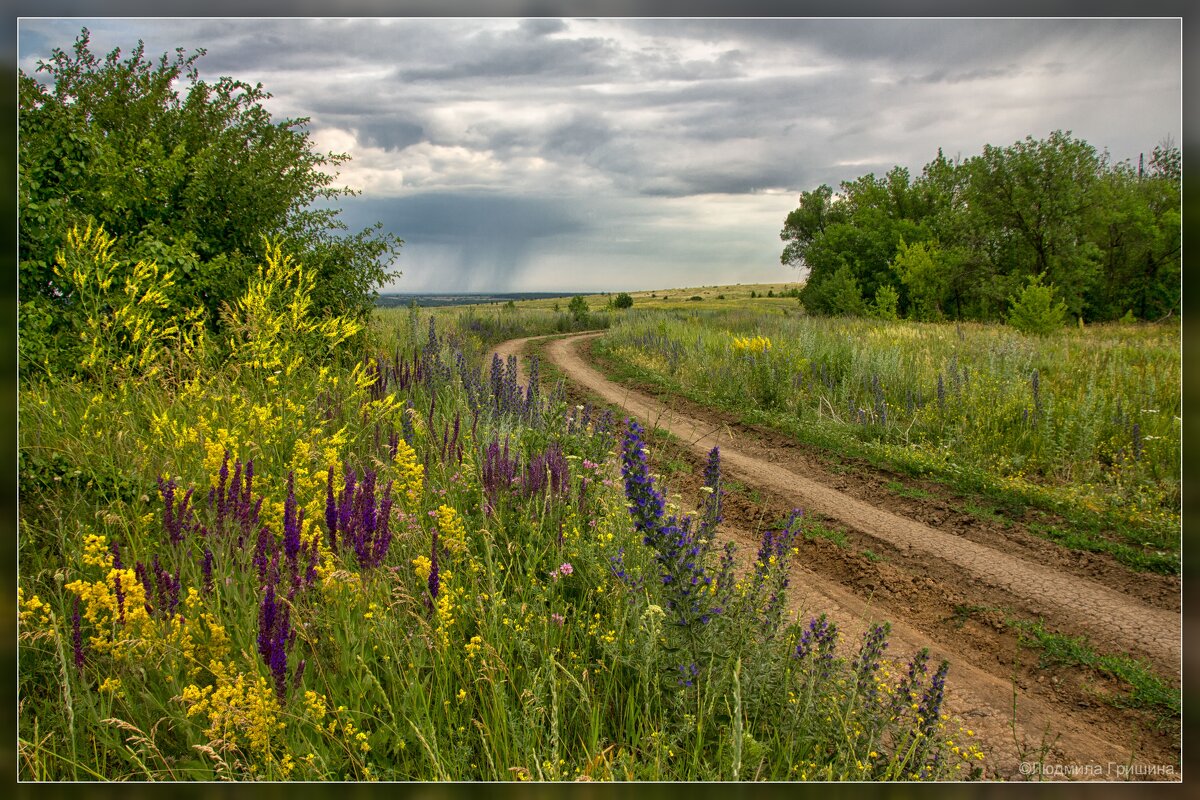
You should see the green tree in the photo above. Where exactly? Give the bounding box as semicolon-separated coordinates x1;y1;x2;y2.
613;292;633;309
19;29;401;373
568;295;589;321
963;131;1102;317
870;284;900;320
891;240;949;321
1007;273;1067;335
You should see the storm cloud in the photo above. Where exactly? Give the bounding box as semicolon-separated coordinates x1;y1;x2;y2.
17;16;1182;292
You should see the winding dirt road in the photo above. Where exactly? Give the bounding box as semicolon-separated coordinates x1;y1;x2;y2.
490;331;1182;781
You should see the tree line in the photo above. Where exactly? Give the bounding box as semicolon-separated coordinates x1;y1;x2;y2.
780;130;1180;324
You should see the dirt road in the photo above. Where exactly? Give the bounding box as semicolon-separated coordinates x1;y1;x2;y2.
490;331;1182;781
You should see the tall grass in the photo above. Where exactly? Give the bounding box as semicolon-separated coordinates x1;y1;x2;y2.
598;309;1180;553
19;289;979;780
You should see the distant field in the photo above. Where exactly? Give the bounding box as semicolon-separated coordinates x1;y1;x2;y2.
376;291;585;308
460;282;807;312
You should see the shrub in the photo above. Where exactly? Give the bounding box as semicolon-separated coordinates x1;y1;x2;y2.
568;295;589;321
1007;273;1067;336
871;284;901;320
613;292;634;309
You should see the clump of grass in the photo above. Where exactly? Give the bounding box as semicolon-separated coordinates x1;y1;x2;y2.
1012;620;1180;721
804;522;849;549
886;481;934;500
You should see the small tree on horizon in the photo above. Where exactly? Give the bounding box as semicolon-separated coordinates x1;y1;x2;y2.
613;292;633;309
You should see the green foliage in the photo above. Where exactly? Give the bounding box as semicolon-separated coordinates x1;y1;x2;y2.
780;132;1181;323
802;264;866;317
1006;273;1067;336
890;240;946;321
19;28;401;374
870;284;900;320
567;295;589;321
613;292;634;309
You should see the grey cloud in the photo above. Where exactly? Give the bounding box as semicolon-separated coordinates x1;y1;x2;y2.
338;192;585;244
355;119;427;152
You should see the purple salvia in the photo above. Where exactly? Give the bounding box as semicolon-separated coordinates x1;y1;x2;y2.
242;460;256;527
373;480;395;567
283;472;301;562
338;469;357;547
202;547;214;595
253;525;274;582
257;582;276;662
226;458;243;531
325;465;338;551
215;450;230;527
159;477;176;540
428;529;440;601
134;561;153;615
72;596;85;671
113;570;126;625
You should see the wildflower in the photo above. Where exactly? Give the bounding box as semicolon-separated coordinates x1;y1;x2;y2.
71;596;85;671
428;529;440;601
551;613;565;626
436;505;468;555
732;335;772;354
412;555;432;583
853;622;891;705
201;547;214;595
554;562;573;579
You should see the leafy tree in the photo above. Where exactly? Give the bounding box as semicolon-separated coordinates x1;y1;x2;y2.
568;295;589;321
870;284;900;320
613;292;633;309
891;240;948;321
781;131;1179;323
1006;273;1067;336
801;264;866;317
963;131;1102;317
19;29;401;374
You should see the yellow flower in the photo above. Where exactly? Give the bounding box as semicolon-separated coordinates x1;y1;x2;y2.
732;334;772;354
412;556;432;582
394;439;424;501
436;505;467;555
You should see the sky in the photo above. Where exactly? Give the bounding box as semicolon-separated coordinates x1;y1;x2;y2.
17;15;1183;293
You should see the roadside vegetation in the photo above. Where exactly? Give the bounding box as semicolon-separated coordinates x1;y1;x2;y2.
596;308;1180;573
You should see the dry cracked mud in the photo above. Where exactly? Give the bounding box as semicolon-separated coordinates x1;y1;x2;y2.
488;331;1183;781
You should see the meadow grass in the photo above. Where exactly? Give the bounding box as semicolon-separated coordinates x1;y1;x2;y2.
18;280;980;780
595;307;1179;571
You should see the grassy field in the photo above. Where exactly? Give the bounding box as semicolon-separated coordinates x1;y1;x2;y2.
18;267;980;780
588;297;1179;572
